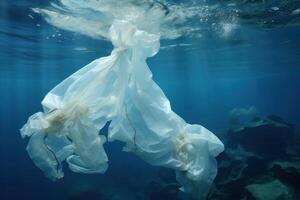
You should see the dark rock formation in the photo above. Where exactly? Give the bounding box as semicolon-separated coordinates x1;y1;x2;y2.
246;180;293;200
208;114;298;200
228;115;294;156
209;147;268;200
270;160;300;189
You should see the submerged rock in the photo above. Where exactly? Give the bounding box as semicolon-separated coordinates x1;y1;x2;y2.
210;148;268;200
228;115;294;156
246;180;293;200
270;160;300;189
229;106;259;129
208;114;299;200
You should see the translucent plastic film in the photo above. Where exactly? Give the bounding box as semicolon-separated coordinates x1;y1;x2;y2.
21;20;224;199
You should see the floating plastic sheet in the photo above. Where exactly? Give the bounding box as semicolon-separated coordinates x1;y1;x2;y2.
21;20;224;199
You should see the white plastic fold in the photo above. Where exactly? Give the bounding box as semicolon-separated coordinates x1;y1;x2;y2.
21;20;224;199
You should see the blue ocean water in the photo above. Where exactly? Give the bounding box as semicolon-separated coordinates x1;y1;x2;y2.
1;1;300;200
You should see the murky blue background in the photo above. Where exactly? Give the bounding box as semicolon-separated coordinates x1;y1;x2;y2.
1;1;300;199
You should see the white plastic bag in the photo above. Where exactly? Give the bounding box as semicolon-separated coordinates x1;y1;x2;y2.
21;20;224;199
107;21;224;199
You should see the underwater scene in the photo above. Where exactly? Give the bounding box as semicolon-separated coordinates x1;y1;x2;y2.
1;0;300;200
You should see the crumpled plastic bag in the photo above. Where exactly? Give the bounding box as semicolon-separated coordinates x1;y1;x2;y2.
21;20;224;198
